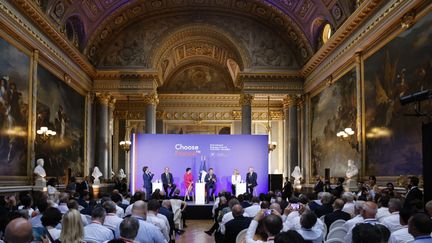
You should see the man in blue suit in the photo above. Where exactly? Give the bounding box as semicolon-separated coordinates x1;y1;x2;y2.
142;166;154;200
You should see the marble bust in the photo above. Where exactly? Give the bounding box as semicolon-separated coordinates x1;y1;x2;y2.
346;159;359;179
34;158;46;187
291;166;302;181
92;166;103;185
118;169;127;180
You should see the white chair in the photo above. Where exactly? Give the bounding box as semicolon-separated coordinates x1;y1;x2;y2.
325;238;345;243
235;228;248;243
329;219;346;232
326;227;347;240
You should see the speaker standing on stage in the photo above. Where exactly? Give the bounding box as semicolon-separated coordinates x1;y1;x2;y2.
161;167;177;197
142;166;154;200
184;168;194;201
231;169;241;196
246;167;257;195
205;168;217;203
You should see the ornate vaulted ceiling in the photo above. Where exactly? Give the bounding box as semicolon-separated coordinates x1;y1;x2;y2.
10;0;363;94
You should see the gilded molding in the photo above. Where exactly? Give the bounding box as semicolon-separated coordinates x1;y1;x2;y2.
283;95;299;109
239;93;254;106
401;10;416;29
108;97;116;109
96;92;112;105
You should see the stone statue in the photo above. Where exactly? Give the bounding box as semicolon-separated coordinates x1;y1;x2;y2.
92;167;103;185
291;166;302;190
346;159;359;179
118;169;127;180
345;159;359;190
34;158;46;187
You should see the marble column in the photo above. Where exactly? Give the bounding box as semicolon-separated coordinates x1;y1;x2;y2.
143;92;159;134
283;95;299;176
108;97;116;178
96;93;111;180
156;110;164;134
86;92;96;175
240;93;253;134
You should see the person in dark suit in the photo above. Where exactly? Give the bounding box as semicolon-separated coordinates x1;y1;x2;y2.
282;177;293;200
314;175;324;194
332;177;345;199
142;166;154;200
204;168;217;202
246;167;258;195
161;167;177;198
324;198;351;229
314;192;334;218
224;204;252;243
404;176;423;208
78;176;91;195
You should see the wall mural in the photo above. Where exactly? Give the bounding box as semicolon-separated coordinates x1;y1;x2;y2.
97;14;298;69
364;13;432;176
311;69;358;178
160;65;235;93
36;66;85;177
0;38;29;176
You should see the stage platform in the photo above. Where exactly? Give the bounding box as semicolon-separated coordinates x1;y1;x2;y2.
183;201;214;220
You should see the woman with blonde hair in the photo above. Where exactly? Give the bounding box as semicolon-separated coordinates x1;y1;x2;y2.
58;209;84;243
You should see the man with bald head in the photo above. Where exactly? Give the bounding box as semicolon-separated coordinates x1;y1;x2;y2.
224;204;252;243
345;201;384;243
4;218;33;243
116;200;166;243
324;198;351;229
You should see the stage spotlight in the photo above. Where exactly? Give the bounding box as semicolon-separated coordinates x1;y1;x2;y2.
400;90;431;105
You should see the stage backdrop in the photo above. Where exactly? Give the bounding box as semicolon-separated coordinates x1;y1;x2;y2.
130;134;269;195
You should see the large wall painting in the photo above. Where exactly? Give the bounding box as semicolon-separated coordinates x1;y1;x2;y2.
364;13;432;176
311;69;358;178
0;38;30;176
36;66;85;177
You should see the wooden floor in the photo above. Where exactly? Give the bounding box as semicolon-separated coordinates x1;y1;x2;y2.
175;219;214;243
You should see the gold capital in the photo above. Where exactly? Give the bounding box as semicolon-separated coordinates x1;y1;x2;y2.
143;92;159;105
96;93;112;105
283;95;299;109
239;93;253;106
108;97;116;109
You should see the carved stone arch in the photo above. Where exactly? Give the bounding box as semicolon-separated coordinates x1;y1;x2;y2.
227;59;240;83
159;57;237;94
151;24;251;70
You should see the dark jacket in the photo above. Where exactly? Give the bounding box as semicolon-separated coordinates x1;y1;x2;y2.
161;172;174;186
246;172;258;187
404;187;423;208
324;209;351;229
314;203;334;218
224;215;253;243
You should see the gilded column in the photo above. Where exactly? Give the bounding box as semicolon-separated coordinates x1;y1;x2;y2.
283;95;299;176
240;93;253;134
108;97;116;178
96;93;111;180
143;92;159;134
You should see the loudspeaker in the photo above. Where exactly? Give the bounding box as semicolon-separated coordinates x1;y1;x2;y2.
422;122;432;203
268;174;283;191
325;168;330;181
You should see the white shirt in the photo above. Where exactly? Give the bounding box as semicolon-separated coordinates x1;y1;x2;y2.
282;211;301;231
125;204;133;216
220;211;250;234
157;213;170;234
146;211;170;242
345;218;380;243
244;204;261;218
376;207;391;220
104;213;123;231
380;212;403;232
84;222;114;242
231;175;241;185
388;226;414;243
46;227;61;243
343;215;364;231
57;203;68;214
342;202;355;217
296;220;324;243
246;220;274;243
80;214;89;226
115;205;125;218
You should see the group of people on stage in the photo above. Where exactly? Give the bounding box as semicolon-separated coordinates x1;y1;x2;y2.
142;166;258;203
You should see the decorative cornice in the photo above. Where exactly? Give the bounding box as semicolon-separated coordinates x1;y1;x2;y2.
95;92;112;105
10;0;96;77
300;0;383;77
400;10;416;29
282;95;300;109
